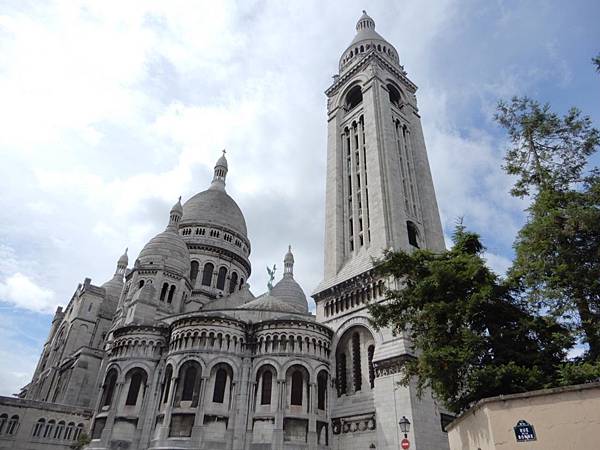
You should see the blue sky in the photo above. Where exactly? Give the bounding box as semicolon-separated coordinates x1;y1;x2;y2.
0;0;598;395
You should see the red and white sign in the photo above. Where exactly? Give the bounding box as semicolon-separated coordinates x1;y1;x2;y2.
401;438;410;449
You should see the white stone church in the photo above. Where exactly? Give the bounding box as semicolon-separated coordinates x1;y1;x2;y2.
0;12;451;450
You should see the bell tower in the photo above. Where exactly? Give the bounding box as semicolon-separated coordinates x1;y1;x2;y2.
314;12;449;450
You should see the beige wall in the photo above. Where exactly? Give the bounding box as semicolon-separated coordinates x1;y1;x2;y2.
448;383;600;450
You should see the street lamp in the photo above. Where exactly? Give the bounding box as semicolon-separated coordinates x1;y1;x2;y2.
398;416;411;438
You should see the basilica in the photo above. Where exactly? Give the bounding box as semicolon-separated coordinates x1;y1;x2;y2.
0;12;450;450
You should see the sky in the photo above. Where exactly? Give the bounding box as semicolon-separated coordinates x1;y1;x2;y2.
0;0;598;396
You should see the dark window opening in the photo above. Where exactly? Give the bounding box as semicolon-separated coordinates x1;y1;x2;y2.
317;371;327;410
160;283;168;302
190;261;199;285
352;333;362;392
181;366;197;402
291;371;303;406
162;365;173;404
213;368;227;403
337;352;347;396
229;272;238;293
216;267;227;290
126;371;144;406
167;285;176;303
201;263;214;286
407;221;419;248
345;85;363;110
101;369;118;407
388;83;402;107
368;345;375;389
260;370;272;405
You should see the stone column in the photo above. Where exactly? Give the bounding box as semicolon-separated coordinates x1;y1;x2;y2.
308;381;317;449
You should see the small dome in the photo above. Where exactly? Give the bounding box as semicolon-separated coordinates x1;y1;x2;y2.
271;276;308;314
240;291;307;314
138;230;191;275
181;189;247;236
117;249;129;267
102;275;124;300
215;152;228;169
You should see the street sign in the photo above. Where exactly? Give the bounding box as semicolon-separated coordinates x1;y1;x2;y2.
401;438;410;449
514;420;536;442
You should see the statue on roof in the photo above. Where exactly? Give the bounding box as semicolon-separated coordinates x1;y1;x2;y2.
266;264;277;292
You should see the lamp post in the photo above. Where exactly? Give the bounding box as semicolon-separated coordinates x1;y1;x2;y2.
398;416;411;439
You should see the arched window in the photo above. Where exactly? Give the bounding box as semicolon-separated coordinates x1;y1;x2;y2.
139;280;145;289
352;332;362;391
387;83;402;107
101;369;118;407
261;370;273;405
43;420;55;438
54;421;65;439
213;368;228;403
32;418;45;438
125;370;146;406
229;272;238;294
407;221;419;248
167;285;176;303
290;370;303;406
216;267;227;290
64;423;74;440
181;365;197;402
336;353;347;396
0;414;7;434
160;283;168;302
239;278;244;289
360;45;364;52
317;371;328;410
74;424;84;440
345;85;363;110
201;263;214;286
161;365;173;405
6;415;19;435
190;261;199;285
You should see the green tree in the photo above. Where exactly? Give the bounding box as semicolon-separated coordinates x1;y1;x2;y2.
369;225;571;414
71;432;91;450
495;97;599;198
495;97;600;359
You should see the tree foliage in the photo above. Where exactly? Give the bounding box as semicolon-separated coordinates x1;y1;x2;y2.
496;96;600;359
594;53;600;73
369;225;571;414
495;97;599;197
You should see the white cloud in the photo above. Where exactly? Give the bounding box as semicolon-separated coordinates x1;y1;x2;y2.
0;273;57;313
484;252;512;277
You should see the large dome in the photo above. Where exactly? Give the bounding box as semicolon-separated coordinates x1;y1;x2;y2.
181;189;247;237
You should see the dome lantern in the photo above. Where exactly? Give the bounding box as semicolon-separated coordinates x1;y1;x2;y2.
210;150;229;191
284;245;294;277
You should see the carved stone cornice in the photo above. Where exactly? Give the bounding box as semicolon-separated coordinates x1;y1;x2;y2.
372;354;414;378
332;413;376;435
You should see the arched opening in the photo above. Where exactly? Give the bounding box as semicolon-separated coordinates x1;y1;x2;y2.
7;415;19;435
190;261;199;286
201;263;214;286
101;369;118;408
160;283;168;302
260;369;273;405
345;85;363;111
317;370;328;410
213;367;228;403
138;280;145;289
54;421;65;439
290;371;303;406
74;424;84;440
407;221;420;248
229;272;238;294
174;361;202;407
43;420;55;438
216;267;228;290
161;364;173;405
33;418;45;438
125;368;147;406
335;326;375;396
167;285;176;303
0;414;7;434
64;423;74;440
387;83;402;108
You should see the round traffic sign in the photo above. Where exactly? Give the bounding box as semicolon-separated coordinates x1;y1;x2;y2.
401;438;410;449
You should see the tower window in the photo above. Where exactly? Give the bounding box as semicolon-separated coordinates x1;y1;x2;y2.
167;285;176;303
261;370;273;405
229;272;238;294
190;261;199;285
387;83;402;108
317;371;327;410
352;333;362;391
160;283;168;302
336;353;347;396
407;221;420;248
213;368;228;403
125;370;145;406
345;85;363;111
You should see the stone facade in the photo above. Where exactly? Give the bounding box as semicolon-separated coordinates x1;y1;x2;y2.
1;11;451;450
